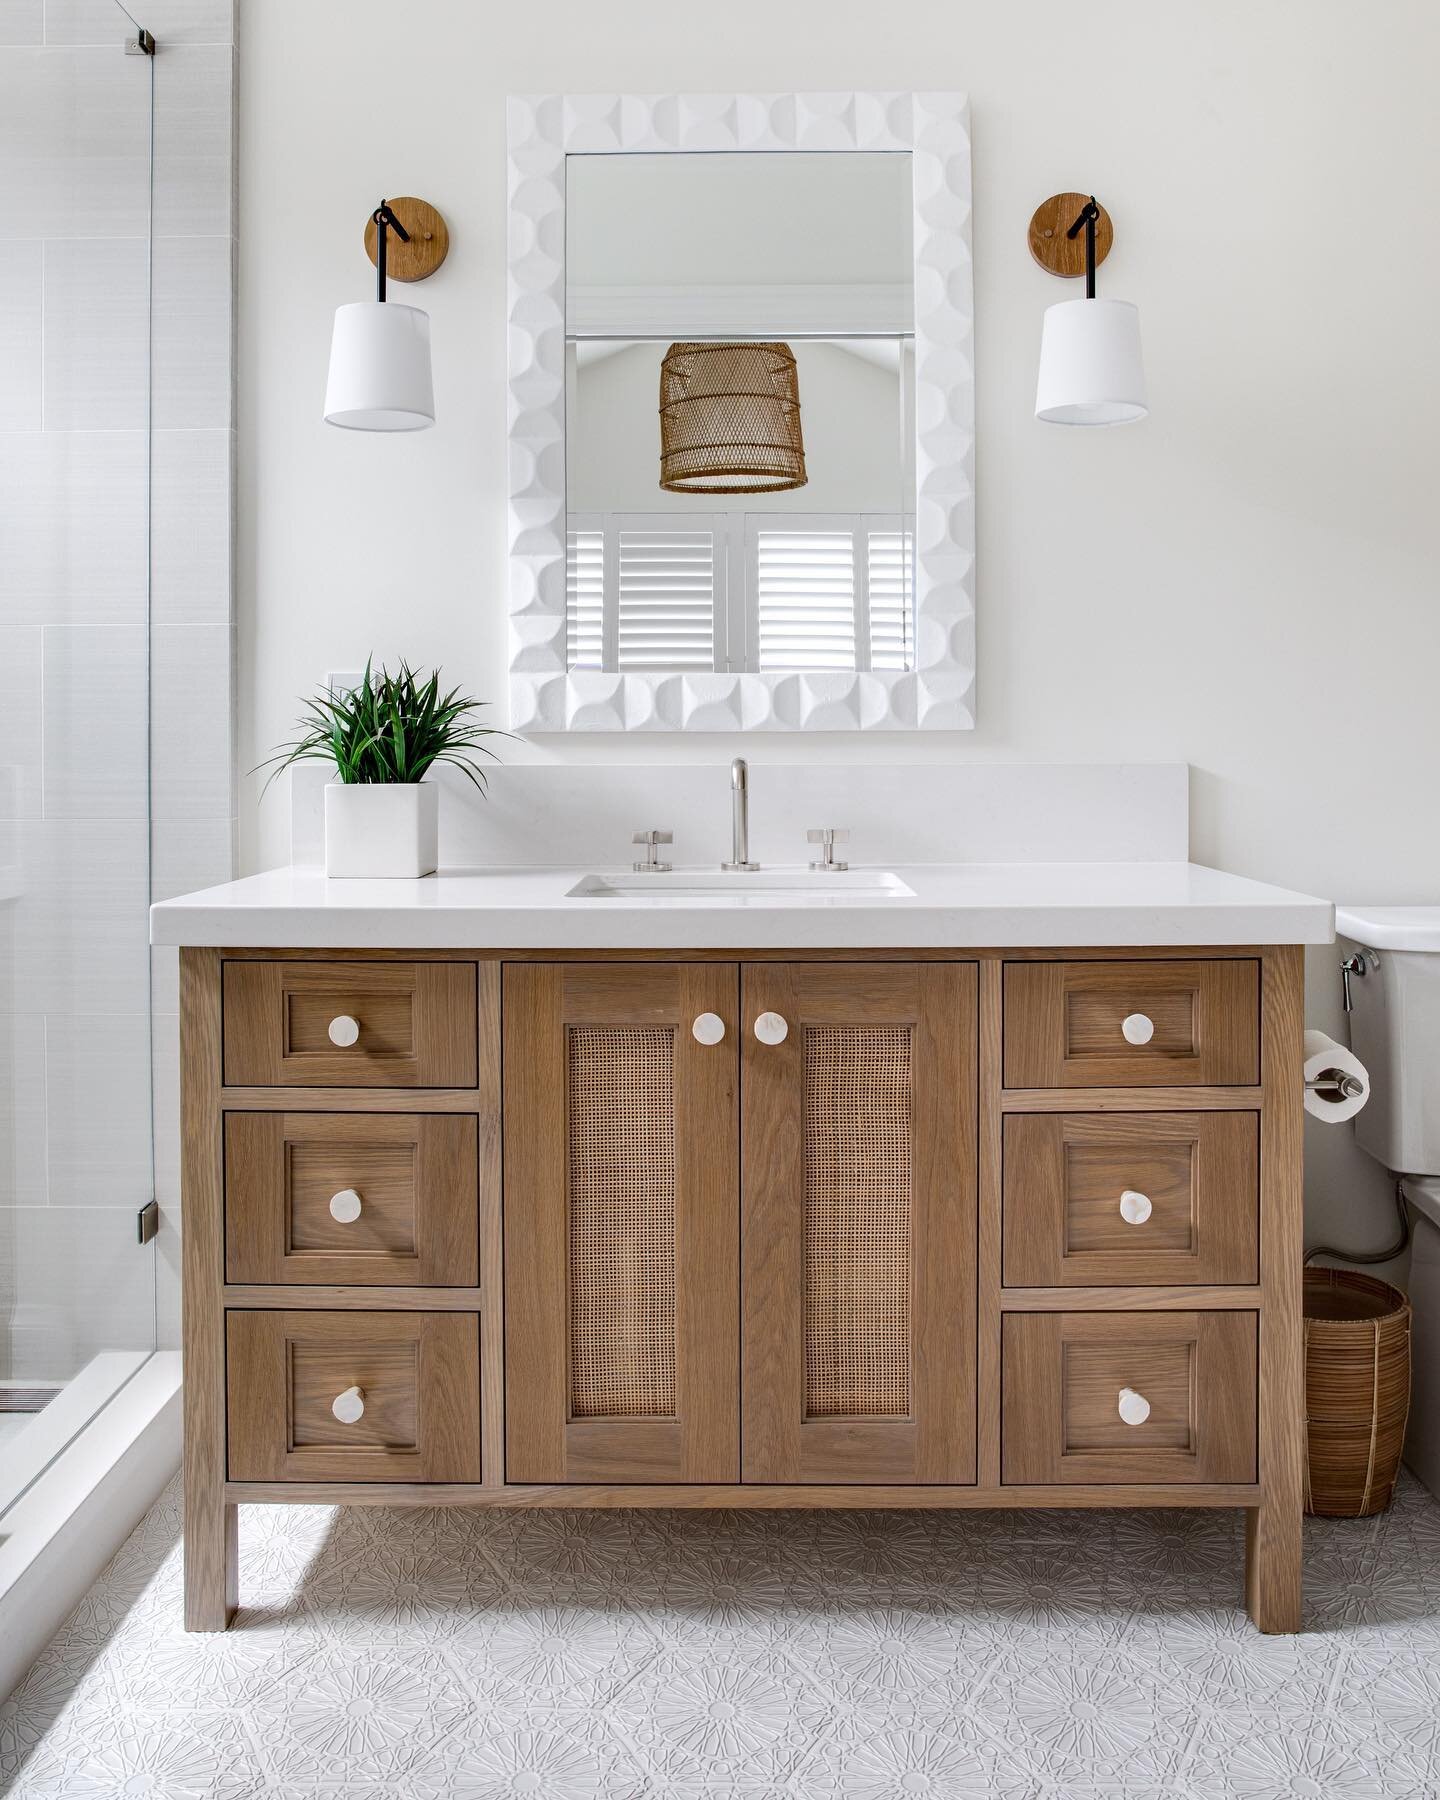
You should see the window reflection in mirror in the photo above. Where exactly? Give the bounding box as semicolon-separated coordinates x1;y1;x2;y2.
564;152;916;675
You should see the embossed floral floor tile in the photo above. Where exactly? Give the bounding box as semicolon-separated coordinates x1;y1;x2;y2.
4;1474;1440;1797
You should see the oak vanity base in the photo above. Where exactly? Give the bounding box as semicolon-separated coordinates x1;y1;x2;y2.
181;944;1304;1635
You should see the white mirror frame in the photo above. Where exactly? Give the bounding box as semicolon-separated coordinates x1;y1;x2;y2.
506;91;975;733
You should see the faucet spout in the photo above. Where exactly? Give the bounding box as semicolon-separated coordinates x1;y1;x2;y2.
722;756;759;871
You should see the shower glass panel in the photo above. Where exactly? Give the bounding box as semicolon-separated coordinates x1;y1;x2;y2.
0;5;156;1474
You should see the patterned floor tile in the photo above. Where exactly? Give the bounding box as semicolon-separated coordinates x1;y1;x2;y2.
1126;1605;1342;1715
977;1641;1197;1788
792;1709;1046;1798
1185;1710;1400;1797
5;1471;1440;1794
10;1707;263;1798
417;1707;649;1800
248;1643;471;1787
443;1601;661;1710
608;1641;832;1787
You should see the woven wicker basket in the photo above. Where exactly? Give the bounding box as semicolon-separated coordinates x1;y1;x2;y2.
1303;1268;1411;1518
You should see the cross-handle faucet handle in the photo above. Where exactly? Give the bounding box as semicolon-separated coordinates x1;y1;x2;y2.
807;828;850;873
632;829;673;873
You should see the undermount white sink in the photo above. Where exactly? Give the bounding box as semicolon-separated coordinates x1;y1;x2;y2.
566;868;916;901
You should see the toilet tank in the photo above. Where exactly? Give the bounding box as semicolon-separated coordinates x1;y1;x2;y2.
1337;907;1440;1177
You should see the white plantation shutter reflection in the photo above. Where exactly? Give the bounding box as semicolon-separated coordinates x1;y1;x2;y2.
750;520;856;672
616;517;719;672
565;516;605;670
865;520;914;672
563;511;913;674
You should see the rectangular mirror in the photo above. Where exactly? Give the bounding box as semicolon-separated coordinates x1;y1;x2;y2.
507;93;973;732
565;153;915;675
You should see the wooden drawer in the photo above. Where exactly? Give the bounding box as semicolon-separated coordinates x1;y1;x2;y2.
1002;1311;1257;1484
1003;1112;1258;1287
224;1112;478;1286
222;960;477;1089
1003;959;1259;1088
226;1310;481;1482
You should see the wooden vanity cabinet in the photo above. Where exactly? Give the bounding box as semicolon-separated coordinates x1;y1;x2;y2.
739;962;977;1484
181;944;1304;1639
503;963;741;1484
502;960;977;1487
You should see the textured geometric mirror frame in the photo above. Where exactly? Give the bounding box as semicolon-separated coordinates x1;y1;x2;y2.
506;92;975;732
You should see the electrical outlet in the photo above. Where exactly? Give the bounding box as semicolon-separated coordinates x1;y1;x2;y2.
326;670;366;700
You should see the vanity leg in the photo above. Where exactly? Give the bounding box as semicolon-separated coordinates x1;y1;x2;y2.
1247;945;1306;1635
181;947;236;1631
1245;1494;1301;1634
184;1488;237;1632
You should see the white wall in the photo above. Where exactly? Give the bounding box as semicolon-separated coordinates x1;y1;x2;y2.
238;0;1440;1265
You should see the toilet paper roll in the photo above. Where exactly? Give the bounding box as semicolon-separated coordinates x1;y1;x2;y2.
1303;1029;1370;1124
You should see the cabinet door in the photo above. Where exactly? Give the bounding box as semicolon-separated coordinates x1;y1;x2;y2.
504;963;740;1483
741;963;978;1484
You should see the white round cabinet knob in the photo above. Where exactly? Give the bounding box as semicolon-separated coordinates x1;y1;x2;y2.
332;1385;365;1424
754;1011;789;1046
1121;1012;1155;1046
327;1014;360;1048
1119;1189;1153;1225
692;1012;726;1046
1118;1387;1151;1426
329;1188;363;1224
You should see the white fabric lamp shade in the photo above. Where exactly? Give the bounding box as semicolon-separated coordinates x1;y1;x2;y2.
1035;297;1147;427
324;300;435;431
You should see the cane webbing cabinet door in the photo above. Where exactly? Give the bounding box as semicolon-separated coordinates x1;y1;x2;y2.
740;962;978;1484
503;962;741;1483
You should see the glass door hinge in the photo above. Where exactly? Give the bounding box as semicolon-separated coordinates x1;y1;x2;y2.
125;28;156;55
137;1200;159;1245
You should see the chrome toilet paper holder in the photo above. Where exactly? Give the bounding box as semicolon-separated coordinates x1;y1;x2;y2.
1305;1070;1366;1101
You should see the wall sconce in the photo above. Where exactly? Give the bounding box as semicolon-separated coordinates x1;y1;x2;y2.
324;196;449;432
1030;192;1146;427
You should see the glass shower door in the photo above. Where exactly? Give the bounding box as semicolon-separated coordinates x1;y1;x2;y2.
0;4;156;1474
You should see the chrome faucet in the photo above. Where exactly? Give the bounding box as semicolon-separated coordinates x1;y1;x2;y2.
721;757;759;871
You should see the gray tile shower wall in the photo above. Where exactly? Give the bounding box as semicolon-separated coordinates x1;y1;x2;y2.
0;3;235;1371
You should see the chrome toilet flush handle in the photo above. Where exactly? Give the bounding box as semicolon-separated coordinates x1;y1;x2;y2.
1118;1387;1151;1426
332;1385;365;1424
328;1014;360;1048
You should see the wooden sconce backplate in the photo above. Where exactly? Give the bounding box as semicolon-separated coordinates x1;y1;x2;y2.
364;197;449;282
1028;192;1113;278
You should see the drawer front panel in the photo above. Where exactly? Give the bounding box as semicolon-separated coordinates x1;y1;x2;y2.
224;1112;479;1286
1002;1311;1257;1485
1003;960;1259;1088
226;1310;481;1482
1003;1112;1259;1286
222;960;477;1088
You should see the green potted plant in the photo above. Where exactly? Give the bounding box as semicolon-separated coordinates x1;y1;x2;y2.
262;660;503;877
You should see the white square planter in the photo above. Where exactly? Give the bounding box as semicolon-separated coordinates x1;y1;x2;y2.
324;782;438;878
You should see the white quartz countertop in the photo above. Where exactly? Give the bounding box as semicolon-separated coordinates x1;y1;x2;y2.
150;861;1334;950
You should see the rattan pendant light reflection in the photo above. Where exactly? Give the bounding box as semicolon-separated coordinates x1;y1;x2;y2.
659;341;807;493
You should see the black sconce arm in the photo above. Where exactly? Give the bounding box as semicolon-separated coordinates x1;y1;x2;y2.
371;200;412;302
1066;196;1102;298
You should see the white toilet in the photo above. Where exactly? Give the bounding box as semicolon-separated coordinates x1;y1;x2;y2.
1336;904;1440;1498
